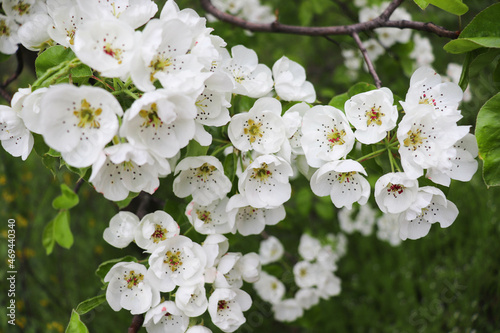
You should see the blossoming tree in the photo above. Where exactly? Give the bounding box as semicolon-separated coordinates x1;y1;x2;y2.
1;0;499;332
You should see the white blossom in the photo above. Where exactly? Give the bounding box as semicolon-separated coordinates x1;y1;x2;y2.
143;301;189;333
253;271;285;304
272;56;316;103
103;211;140;248
134;210;180;253
208;288;251;333
374;172;419;214
259;236;284;265
272;299;303;322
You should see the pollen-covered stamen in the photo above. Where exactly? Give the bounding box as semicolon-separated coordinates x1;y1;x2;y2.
251;163;272;182
326;127;346;148
196;210;212;224
164;312;172;317
103;43;123;63
243;119;263;143
151;224;167;243
149;55;172;82
139;103;163;129
387;182;405;197
338;171;357;183
418;93;437;106
365;105;385;126
13;1;31;16
66;29;76;45
0;20;11;36
73;99;102;129
196;163;216;182
124;270;144;289
217;300;229;311
164;250;183;272
195;96;208;114
403;128;427;151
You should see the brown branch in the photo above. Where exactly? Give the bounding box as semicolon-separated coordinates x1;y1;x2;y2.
352;32;382;88
199;0;459;39
128;314;144;333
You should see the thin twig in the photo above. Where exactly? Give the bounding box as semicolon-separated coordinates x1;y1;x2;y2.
352;32;382;88
128;314;144;333
199;0;459;39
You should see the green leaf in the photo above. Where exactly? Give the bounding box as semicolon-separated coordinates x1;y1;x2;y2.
0;53;12;62
328;93;349;112
70;64;93;85
425;0;468;15
35;45;76;78
54;210;74;249
347;82;377;98
476;92;500;187
42;219;56;255
185;140;209;157
95;256;138;283
492;61;500;91
223;151;237;183
444;3;500;53
75;294;106;315
114;191;140;209
298;2;313;26
413;0;430;10
65;310;89;333
52;184;79;210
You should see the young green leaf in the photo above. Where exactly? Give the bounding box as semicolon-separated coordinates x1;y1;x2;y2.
476;92;500;187
75;294;107;315
65;310;89;333
54;210;74;249
42;219;56;255
52;184;79;210
413;0;430;10
425;0;468;15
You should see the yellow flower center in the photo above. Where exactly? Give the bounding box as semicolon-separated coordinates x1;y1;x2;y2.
365;105;384;126
403;128;427;151
196;163;216;182
164;250;183;272
139;103;163;129
124;270;144;289
151;224;167;243
73;99;102;129
244;119;263;143
338;171;357;183
0;20;10;36
13;2;30;15
196;210;212;224
103;43;123;63
149;55;172;82
251;163;272;182
326;128;346;148
418;93;436;106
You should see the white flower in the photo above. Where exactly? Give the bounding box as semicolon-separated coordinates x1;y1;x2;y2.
134;210;180;252
186;326;212;333
143;301;189;333
310;159;370;209
338;203;376;236
376;213;402;246
399;186;458;240
402;66;463;119
253;271;285;304
175;283;208;317
298;233;321;261
0;14;19;54
103;211;140;248
194;87;231;145
316;271;341;299
409;34;434;67
120;90;197;159
77;0;158;29
362;39;384;62
344;88;398;144
326;232;348;259
203;234;229;270
376;7;412;47
17;13;53;51
14;87;48;135
272;56;316;103
446;63;472;102
39;84;122;168
130;18;205;92
272;299;303;322
241;0;275;24
47;2;88;48
293;261;319;288
186;197;236;235
226;194;286;236
316;245;339;272
426;133;478;186
214;253;243;289
224;45;274;98
237;252;261;283
294;288;320;310
238;154;293;209
301;105;355;168
73;18;138;78
89;143;168;201
228;97;286;154
374;172;419;214
173;155;232;206
0;105;33;161
104;262;160;315
342;49;362;71
397;104;469;179
282;102;310;155
208;288;252;333
148;235;207;291
259;236;284;265
2;0;46;24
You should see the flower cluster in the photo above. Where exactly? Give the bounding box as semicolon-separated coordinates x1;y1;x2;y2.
103;210;260;332
254;233;345;322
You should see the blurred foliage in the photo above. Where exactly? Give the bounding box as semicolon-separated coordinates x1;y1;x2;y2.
1;0;500;332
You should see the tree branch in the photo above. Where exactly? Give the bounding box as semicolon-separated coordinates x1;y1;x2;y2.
352;32;382;88
199;0;459;39
128;314;144;333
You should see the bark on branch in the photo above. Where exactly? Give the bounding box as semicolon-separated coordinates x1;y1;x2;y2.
199;0;459;39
